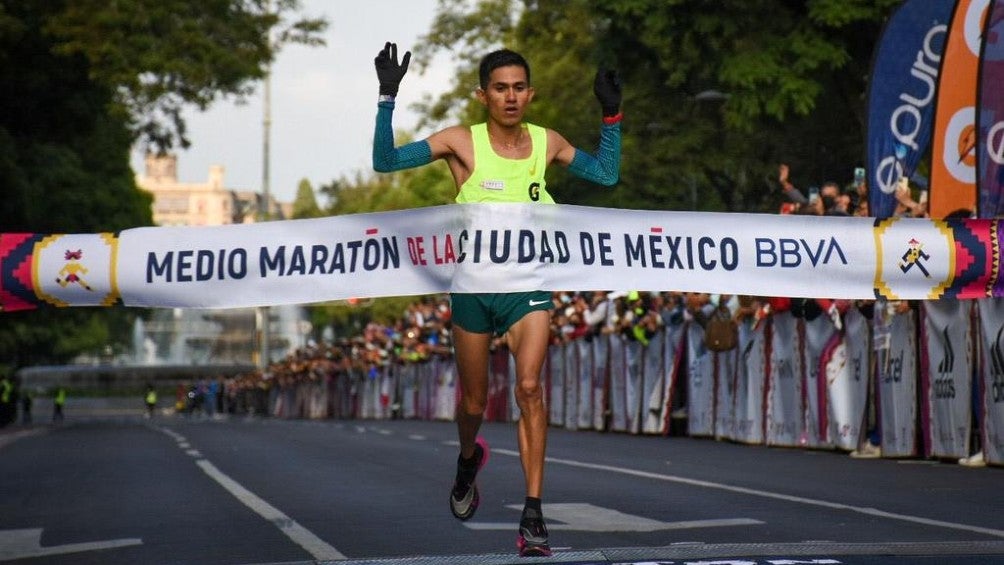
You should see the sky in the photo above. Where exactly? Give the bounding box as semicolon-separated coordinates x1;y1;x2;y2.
130;0;456;205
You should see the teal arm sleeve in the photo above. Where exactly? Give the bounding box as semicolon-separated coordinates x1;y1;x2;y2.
567;121;621;186
372;101;433;172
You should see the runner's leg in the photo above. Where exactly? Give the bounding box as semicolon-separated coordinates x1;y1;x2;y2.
452;325;491;458
505;309;550;498
506;309;552;555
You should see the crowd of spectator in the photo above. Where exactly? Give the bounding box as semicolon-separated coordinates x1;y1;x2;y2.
1;164;986;466
1;164;988;468
222;162;910;410
207;163;887;414
777;163;929;218
213;289;859;418
202;163;972;459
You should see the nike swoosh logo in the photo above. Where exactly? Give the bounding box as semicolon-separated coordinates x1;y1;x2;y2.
528;299;550;306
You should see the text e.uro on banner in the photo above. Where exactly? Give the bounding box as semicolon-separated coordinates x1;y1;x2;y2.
4;203;1004;312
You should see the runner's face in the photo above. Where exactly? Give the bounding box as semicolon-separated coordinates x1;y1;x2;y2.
479;65;533;126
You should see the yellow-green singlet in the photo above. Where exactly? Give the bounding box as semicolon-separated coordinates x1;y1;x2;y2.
451;122;553;336
456;123;553;204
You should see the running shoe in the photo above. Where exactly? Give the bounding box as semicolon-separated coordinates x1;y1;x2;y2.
516;507;551;557
449;436;489;520
959;451;987;468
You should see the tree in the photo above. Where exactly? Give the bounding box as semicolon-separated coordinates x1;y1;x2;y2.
43;0;326;153
413;0;898;212
292;178;323;219
0;0;326;367
321;132;456;217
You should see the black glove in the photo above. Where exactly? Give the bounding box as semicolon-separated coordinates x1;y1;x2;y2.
374;41;411;97
593;68;621;117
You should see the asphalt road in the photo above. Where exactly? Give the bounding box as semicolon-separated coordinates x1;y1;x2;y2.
1;407;1003;565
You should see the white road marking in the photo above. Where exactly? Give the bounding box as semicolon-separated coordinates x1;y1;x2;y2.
195;459;346;561
154;426;345;560
490;448;1004;539
408;434;427;441
158;428;185;442
0;528;141;560
768;560;842;564
610;559;842;565
465;503;761;532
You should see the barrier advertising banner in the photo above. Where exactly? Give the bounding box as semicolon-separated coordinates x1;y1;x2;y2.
976;298;1004;464
802;315;840;448
877;305;920;457
262;305;1003;468
591;336;609;431
687;323;715;437
563;343;578;430
577;339;593;430
766;312;802;446
714;349;737;440
656;325;686;435
487;348;509;422
642;334;666;434
839;307;873;450
548;345;565;427
624;339;644;435
735;321;767;444
921;299;975;458
608;334;627;432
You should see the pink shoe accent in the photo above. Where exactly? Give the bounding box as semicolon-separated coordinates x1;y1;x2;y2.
516;534;552;557
475;436;490;470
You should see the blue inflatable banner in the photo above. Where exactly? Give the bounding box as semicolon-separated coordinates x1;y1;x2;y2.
866;0;954;219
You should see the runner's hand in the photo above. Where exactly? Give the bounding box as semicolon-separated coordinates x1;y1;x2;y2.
593;68;621;117
374;42;411;97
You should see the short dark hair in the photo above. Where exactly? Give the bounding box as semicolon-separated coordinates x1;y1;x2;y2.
479;49;530;90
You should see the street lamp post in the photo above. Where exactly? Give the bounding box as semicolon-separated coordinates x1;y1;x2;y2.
692;89;730;210
257;3;273;371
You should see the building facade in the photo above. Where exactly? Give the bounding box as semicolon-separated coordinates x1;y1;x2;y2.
136;154;287;226
132;154;303;366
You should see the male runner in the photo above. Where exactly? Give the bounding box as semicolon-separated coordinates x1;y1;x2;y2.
372;41;621;557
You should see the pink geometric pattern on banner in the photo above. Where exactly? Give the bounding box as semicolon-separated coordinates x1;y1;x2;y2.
0;233;41;312
949;217;994;298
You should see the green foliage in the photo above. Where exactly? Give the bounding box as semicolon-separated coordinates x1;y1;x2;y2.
44;0;326;152
410;0;894;213
321;157;455;215
317;0;898;335
0;308;144;367
291;178;323;219
0;1;324;367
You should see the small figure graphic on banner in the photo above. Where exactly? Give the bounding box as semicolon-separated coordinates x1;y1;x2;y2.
56;249;92;290
898;238;930;278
